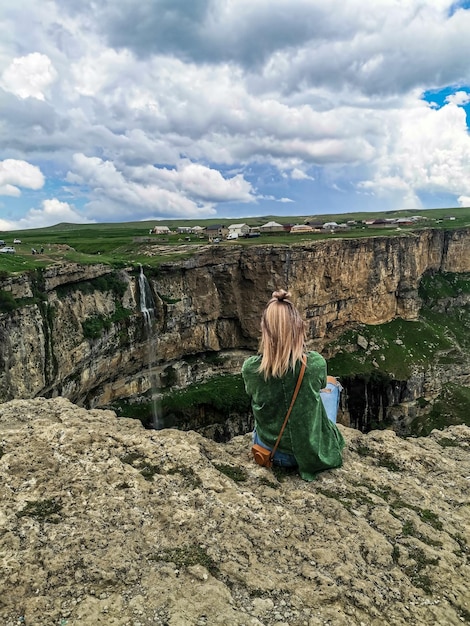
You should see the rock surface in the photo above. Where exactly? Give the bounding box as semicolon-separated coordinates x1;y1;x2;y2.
1;398;469;625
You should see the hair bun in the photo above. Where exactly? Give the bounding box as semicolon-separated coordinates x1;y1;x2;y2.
272;289;290;301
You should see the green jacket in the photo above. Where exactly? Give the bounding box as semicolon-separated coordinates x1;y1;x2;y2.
242;351;345;481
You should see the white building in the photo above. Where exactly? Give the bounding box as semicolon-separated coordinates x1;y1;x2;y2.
152;225;171;234
191;225;205;234
228;223;250;237
259;221;284;232
290;224;314;233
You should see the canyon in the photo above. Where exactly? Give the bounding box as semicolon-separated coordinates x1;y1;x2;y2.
0;228;469;435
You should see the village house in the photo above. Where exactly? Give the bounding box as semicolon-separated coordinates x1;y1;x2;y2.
366;219;396;229
227;223;250;237
151;225;171;235
259;221;284;233
290;224;314;233
304;220;324;230
205;224;229;239
190;225;205;235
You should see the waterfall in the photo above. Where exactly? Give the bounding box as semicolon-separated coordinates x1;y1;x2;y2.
138;266;161;430
139;266;155;328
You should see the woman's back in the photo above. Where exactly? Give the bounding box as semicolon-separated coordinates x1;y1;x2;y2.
242;350;344;481
242;289;345;481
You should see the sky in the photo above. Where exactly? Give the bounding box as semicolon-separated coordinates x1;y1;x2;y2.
1;0;470;230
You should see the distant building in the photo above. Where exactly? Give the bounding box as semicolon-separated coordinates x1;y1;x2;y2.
205;224;228;239
322;221;339;230
152;225;171;234
365;219;397;228
290;224;314;233
228;223;250;237
259;221;284;232
191;225;205;234
368;219;394;229
304;220;323;230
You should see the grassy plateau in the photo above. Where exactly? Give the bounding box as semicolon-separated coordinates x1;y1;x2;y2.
1;206;469;274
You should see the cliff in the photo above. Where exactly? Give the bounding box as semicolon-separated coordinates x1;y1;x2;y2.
0;398;469;625
0;229;469;431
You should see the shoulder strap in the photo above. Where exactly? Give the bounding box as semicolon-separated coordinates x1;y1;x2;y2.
270;354;307;461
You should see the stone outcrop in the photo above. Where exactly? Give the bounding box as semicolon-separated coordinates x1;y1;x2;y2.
0;398;469;625
0;229;469;426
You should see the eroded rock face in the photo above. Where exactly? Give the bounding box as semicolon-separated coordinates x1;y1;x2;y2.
0;229;469;413
0;398;469;625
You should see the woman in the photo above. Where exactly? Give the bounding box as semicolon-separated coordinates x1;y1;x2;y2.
242;290;345;481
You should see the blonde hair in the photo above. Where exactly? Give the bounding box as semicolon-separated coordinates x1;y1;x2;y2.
258;289;306;379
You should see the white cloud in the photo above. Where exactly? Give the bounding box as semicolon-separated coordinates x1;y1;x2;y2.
1;0;470;221
0;184;21;197
66;154;255;219
0;160;45;196
357;99;470;207
1;53;57;100
146;161;255;203
457;195;470;206
445;90;470;106
0;198;92;231
291;168;314;181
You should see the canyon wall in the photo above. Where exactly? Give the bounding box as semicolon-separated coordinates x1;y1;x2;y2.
0;229;469;428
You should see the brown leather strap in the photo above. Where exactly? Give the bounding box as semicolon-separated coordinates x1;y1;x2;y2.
270;354;307;461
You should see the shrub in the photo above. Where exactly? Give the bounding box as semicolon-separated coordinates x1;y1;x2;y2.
0;290;18;312
56;272;128;299
82;315;111;340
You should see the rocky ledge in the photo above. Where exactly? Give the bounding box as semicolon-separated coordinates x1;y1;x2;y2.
0;398;469;626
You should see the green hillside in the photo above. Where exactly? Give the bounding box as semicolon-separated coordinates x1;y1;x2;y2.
1;206;469;273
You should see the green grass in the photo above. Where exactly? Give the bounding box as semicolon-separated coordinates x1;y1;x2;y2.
327;317;453;380
436;437;460;448
151;545;219;576
407;384;470;436
327;271;470;381
419;271;470;302
161;374;250;416
213;463;248;482
16;498;62;523
402;545;439;594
